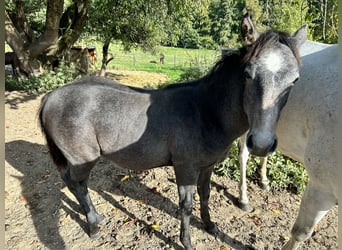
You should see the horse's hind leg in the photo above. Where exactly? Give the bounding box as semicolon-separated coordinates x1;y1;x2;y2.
282;181;336;250
60;162;106;238
197;166;218;234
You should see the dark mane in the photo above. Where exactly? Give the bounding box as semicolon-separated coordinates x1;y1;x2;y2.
161;52;241;90
201;49;242;85
243;30;302;65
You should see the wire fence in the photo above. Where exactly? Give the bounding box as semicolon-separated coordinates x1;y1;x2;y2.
100;47;222;71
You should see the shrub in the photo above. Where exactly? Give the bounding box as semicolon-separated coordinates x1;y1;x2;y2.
214;141;308;194
5;61;83;94
176;64;208;83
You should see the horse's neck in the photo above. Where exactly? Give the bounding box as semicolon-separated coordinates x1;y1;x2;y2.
199;72;249;141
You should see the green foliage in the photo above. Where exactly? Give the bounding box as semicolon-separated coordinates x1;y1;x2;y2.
177;67;205;83
86;0;210;52
214;141;308;194
6;0;47;36
253;0;338;44
306;0;338;43
209;0;242;47
266;151;308;194
5;62;82;94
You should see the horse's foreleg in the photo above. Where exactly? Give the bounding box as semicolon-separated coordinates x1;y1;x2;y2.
197;167;217;235
259;157;270;191
60;166;106;238
238;135;253;212
282;182;336;250
177;184;195;250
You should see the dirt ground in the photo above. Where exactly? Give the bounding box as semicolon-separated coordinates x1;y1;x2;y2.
5;70;337;250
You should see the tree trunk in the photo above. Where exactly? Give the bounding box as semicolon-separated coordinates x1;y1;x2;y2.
99;39;113;77
5;0;88;77
5;10;40;76
26;0;64;58
11;0;33;42
56;0;88;57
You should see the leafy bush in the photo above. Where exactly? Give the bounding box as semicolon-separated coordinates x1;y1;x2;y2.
177;67;204;82
176;64;209;83
214;140;308;194
5;61;83;94
266;152;308;194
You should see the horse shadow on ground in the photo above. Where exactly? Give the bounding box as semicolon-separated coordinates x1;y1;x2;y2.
6;140;253;249
5;91;40;110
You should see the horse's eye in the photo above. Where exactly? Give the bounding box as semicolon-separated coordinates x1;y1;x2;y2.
293;78;299;84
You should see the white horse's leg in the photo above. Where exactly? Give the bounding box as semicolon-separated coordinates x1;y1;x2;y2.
259;156;270;191
238;134;253;212
282;181;336;250
238;133;270;211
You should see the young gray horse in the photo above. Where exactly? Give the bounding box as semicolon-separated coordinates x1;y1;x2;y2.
38;14;306;249
237;33;338;249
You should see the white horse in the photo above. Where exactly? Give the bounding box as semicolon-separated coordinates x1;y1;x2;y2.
237;38;338;249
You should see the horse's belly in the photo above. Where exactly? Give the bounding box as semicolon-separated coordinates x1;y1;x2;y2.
103;142;171;171
276;120;306;163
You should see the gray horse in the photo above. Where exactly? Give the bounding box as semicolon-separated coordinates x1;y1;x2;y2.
38;13;306;249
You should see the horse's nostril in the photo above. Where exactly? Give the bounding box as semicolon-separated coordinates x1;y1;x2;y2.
270;138;278;153
246;135;254;149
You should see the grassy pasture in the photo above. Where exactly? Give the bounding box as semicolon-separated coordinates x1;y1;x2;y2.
6;39;220;81
76;39;221;81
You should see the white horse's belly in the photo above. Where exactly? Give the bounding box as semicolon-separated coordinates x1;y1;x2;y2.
276;113;307;163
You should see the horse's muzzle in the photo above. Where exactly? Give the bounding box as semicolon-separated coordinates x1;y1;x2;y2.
246;133;278;157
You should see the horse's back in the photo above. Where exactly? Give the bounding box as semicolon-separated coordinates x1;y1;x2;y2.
40;76;156;164
39;76;214;170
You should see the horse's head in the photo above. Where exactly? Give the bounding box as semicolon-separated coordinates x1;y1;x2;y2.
240;13;307;156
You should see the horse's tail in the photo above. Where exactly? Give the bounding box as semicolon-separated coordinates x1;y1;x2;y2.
38;93;68;171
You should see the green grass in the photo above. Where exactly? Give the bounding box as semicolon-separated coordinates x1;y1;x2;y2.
6;38;220;81
76;39;220;81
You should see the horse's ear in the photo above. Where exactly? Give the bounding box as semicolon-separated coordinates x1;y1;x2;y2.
291;25;308;49
240;12;260;45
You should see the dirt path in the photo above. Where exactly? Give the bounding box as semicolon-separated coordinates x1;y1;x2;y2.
5;71;337;249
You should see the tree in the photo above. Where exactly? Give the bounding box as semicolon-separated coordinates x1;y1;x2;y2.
306;0;338;43
208;0;242;48
255;0;337;44
85;0;209;76
5;0;88;77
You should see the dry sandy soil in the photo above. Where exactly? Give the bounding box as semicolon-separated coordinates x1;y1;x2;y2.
5;70;337;249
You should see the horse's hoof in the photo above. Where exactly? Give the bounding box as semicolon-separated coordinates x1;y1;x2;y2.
89;230;102;240
96;215;107;226
238;202;254;212
205;222;218;236
261;183;271;192
89;223;102;239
